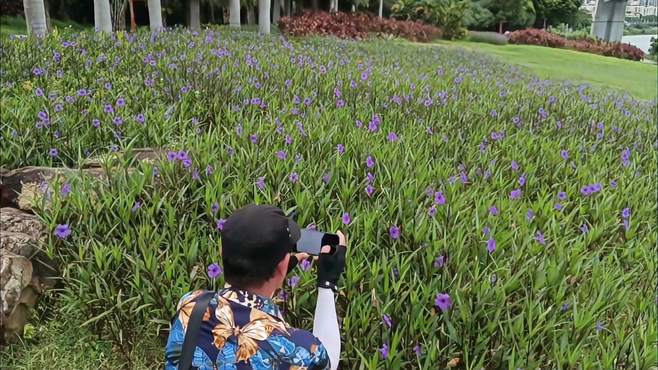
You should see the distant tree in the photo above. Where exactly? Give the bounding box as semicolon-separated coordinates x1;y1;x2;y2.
533;0;580;28
464;0;495;29
650;37;657;57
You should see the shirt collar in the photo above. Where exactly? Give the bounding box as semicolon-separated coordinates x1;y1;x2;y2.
219;285;284;320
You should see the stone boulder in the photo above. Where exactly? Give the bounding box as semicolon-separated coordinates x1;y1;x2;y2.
0;207;56;344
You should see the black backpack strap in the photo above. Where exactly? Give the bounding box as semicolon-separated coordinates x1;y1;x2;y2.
178;290;215;370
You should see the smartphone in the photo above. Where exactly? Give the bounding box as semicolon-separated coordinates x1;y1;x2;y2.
295;230;340;255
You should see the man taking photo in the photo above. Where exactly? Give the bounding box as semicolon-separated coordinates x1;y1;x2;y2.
165;204;347;370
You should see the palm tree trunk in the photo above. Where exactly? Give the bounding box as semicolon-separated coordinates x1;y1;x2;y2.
258;0;270;33
147;0;163;31
23;0;48;37
189;0;200;31
378;0;383;17
247;6;255;25
94;0;113;33
498;20;503;34
273;0;280;22
44;0;51;31
229;0;241;28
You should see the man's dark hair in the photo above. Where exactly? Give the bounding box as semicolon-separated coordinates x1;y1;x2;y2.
223;254;282;289
220;204;300;289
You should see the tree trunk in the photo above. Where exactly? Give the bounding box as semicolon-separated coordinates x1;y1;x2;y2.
498;20;503;34
311;0;318;10
44;0;51;31
283;0;290;16
247;6;255;25
189;0;200;31
129;0;136;32
23;0;48;37
147;0;163;31
542;18;546;29
258;0;270;33
273;0;280;22
94;0;113;33
229;0;241;28
378;0;383;18
210;3;215;23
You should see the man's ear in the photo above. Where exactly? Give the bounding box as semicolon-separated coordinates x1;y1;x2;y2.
277;253;291;278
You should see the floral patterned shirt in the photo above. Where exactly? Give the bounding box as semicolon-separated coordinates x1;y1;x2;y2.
165;287;330;370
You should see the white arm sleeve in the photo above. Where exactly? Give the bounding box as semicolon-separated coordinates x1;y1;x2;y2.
313;288;341;370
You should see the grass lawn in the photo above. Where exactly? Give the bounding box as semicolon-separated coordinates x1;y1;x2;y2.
1;15;85;37
434;40;658;101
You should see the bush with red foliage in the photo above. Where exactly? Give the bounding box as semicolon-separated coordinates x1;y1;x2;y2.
279;11;442;42
508;28;645;61
508;28;566;48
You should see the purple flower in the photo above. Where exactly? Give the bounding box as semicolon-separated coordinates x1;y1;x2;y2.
300;259;312;271
511;160;520;171
518;175;526;187
250;134;258;144
191;170;201;181
276;150;287;160
116;97;126;108
336;144;345;155
91;119;100;128
216;218;227;231
483;226;490;236
103;104;114;114
560;150;569;161
610;180;617;189
289;172;299;183
387;132;398;142
366;172;375;184
487;238;496;254
341;212;351;225
558;192;567;201
434;254;445;268
284;135;293;145
366;155;375;169
427;205;437;217
54;224;71;240
535;231;546;245
131;201;142;213
510;189;522;200
288;275;300;288
167;151;177;161
336;99;345;108
459;171;468;184
34;87;44;97
60;182;71;197
135;113;145;124
382;314;392;329
205;165;214;176
378;343;389;359
49;148;59;158
256;176;266;191
112;116;123;126
560;303;570;312
365;185;374;197
621;208;631;219
207;263;222;279
414;344;422;357
595;321;605;333
554;203;563;211
434;191;446;205
580;223;589;234
389;225;400;240
322;173;332;184
182;159;193;168
489;206;499;217
434;293;452;312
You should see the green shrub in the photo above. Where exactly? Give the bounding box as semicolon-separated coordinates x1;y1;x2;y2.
391;0;468;39
467;30;508;44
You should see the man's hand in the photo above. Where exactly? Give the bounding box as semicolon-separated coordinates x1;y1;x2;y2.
287;252;310;274
317;231;347;292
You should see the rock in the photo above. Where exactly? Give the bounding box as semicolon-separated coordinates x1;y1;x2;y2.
1;166;106;210
0;253;38;345
0;207;45;234
81;147;164;169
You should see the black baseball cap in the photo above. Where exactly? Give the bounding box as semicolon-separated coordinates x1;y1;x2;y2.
221;204;301;267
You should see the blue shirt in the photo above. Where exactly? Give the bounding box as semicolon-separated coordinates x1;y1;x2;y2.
165;287;330;370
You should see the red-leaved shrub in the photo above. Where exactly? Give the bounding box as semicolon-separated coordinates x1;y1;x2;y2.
508;28;645;61
508;28;566;48
279;11;442;42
